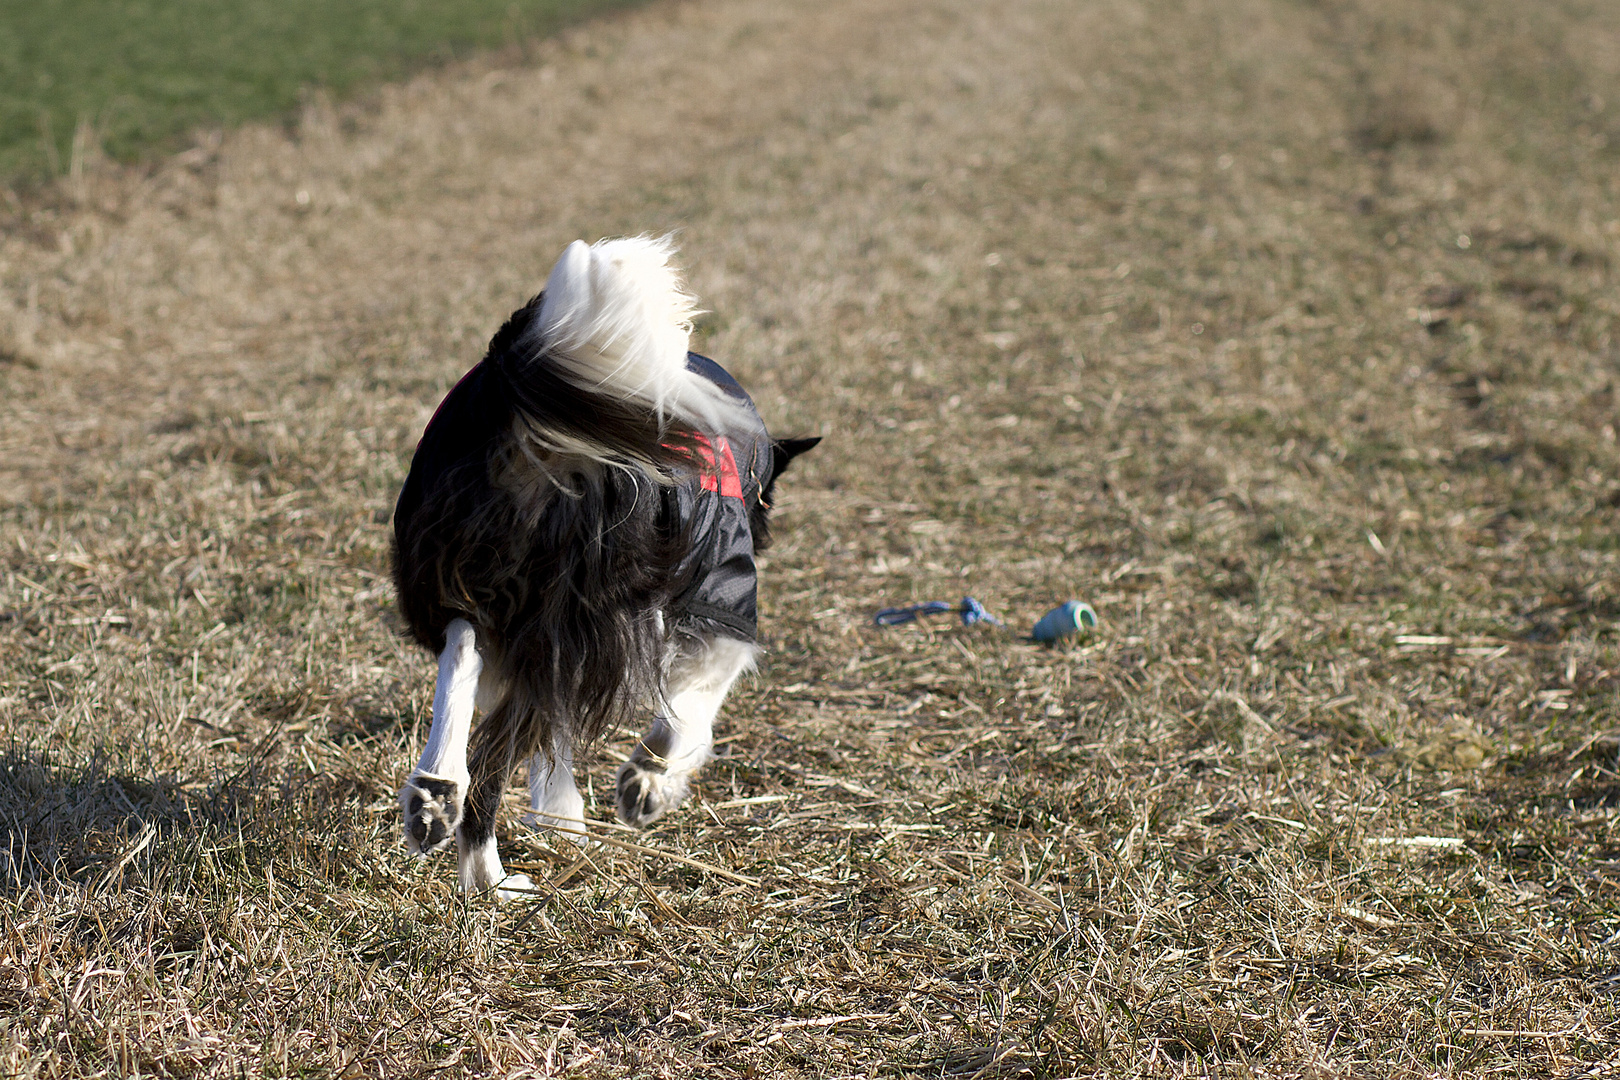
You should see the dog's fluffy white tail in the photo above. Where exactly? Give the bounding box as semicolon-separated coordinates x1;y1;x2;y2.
530;237;750;438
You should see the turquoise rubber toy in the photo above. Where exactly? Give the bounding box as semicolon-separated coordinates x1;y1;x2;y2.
1031;600;1098;643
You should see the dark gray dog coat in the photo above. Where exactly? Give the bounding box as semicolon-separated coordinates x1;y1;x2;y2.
667;353;769;641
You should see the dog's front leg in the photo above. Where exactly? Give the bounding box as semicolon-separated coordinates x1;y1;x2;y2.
400;618;481;854
617;635;760;826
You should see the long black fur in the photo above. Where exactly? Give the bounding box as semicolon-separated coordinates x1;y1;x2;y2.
392;294;816;848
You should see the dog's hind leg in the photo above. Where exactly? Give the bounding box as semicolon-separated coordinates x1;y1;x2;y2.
454;755;536;900
524;735;587;842
617;634;760;827
400;618;481;854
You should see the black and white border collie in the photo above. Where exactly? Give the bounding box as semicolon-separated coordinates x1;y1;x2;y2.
391;237;817;897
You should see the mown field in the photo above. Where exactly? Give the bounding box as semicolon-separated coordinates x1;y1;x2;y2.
1;0;1618;1075
0;0;636;183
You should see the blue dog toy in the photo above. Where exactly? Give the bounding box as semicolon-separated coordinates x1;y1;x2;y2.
1031;600;1098;643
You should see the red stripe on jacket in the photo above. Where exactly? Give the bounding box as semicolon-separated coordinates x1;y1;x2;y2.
692;434;744;499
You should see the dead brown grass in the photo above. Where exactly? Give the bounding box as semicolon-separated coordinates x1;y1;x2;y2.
1;0;1619;1075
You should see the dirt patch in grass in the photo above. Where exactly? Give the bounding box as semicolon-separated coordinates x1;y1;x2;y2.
1;0;1619;1074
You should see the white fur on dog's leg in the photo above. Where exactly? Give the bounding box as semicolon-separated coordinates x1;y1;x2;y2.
457;835;536;901
617;636;760;827
400;618;481;854
474;663;506;716
524;742;587;844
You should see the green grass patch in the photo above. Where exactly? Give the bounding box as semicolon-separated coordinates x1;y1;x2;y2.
0;0;639;183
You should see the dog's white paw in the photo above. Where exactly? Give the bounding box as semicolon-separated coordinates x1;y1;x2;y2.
399;770;465;854
457;838;533;901
616;760;692;827
494;872;538;902
521;808;588;845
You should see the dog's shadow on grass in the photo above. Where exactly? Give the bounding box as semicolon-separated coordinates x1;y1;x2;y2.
0;745;373;898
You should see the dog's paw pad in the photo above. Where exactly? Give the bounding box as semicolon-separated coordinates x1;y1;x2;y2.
400;772;464;854
616;761;689;827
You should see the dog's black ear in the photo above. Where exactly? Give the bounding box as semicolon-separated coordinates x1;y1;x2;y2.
751;436;821;553
771;436;821;477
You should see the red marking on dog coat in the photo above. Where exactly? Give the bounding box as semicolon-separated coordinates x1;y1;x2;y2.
692;434;744;499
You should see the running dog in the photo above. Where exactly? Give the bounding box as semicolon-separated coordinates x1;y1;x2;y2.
391;237;816;896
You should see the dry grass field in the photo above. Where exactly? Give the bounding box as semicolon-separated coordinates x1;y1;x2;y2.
1;0;1619;1075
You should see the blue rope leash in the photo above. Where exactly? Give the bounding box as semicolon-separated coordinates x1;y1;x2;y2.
872;596;1002;628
